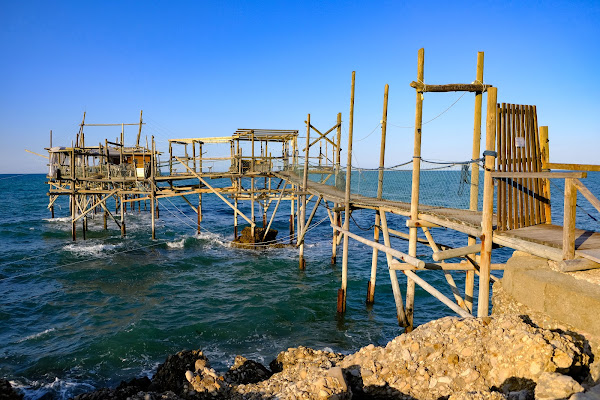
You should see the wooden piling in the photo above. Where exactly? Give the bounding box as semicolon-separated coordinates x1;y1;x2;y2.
407;48;425;330
466;51;485;314
367;83;389;305
477;86;498;317
339;71;355;313
299;114;311;270
151;136;156;240
539;126;552;223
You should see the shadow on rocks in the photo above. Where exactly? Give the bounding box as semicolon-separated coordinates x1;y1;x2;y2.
224;356;272;385
518;315;594;383
342;365;416;400
491;377;536;400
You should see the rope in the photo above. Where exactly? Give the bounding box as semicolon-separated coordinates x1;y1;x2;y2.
355;123;382;143
0;238;172;283
388;91;468;129
549;180;599;225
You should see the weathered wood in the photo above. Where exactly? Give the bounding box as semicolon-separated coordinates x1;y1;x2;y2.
477;86;497;317
406;219;440;228
548;163;600;172
555;258;600;272
432;244;482;261
299;114;311;269
174;156;255;227
332;224;425;268
539;126;552;223
563;178;577;260
574;179;600;213
263;182;288;241
340;71;356;313
391;261;472;318
367;83;389;305
467;51;484;313
491;171;587;179
380;209;408;326
406;48;425;331
410;82;492;93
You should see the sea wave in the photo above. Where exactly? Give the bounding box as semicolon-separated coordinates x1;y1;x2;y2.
10;377;95;400
166;239;185;249
43;217;71;223
63;242;122;256
16;328;56;343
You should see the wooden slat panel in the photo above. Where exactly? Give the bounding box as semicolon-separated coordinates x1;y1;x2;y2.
495;102;548;231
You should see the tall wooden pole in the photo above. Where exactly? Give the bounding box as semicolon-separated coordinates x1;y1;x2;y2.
367;84;389;304
299;114;311;270
539;126;552;223
477;86;498;317
466;51;485;313
331;112;343;264
339;71;355;313
407;48;425;330
151;136;156;240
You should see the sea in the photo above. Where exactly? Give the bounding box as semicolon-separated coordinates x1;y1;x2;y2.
1;172;599;399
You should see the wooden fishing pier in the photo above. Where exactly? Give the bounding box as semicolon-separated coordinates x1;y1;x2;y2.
44;48;600;331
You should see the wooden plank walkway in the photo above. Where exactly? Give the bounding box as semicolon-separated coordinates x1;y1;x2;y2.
276;170;600;263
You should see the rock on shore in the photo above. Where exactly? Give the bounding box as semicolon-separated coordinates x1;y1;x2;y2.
66;314;600;400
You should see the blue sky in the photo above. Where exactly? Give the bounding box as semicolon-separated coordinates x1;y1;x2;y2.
1;0;598;173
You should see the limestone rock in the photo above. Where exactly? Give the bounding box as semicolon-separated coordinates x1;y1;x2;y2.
535;372;584;400
223;355;271;384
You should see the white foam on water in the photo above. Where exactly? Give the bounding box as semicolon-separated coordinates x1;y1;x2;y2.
166;238;185;249
195;231;229;247
63;242;122;256
43;216;71;223
10;377;95;400
16;328;56;343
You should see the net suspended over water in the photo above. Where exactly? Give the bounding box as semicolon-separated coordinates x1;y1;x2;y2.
303;158;486;211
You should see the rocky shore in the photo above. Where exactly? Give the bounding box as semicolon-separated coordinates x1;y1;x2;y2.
3;313;598;400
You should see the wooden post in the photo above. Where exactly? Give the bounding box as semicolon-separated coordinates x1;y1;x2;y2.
367;84;389;305
251;131;255;239
71;194;76;241
299;114;311;270
562;178;577;260
151;136;156;240
406;48;425;330
466;51;485;313
120;193;126;237
539;126;552;223
290;192;295;244
331;208;339;264
331;112;343;264
339;71;355;313
198;143;203;234
477;86;498;317
234;197;239;238
380;209;409;326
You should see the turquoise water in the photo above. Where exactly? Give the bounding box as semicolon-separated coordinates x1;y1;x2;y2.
1;173;598;399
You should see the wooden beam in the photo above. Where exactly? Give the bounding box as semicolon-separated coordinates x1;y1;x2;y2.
332;224;425;268
547;163;600;172
410;82;492;93
406;219;441;228
174;156;255;227
574;179;600;214
432;244;482;262
491;171;587;179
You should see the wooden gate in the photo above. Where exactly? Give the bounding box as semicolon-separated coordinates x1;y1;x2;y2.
495;103;550;231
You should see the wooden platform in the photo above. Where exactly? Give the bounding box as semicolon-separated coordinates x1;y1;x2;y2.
276;170;600;263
